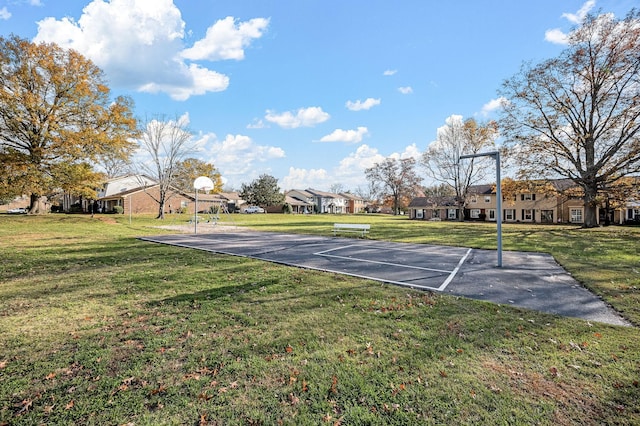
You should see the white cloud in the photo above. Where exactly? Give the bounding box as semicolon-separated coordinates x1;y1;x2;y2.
281;167;329;191
246;118;267;129
545;1;596;45
0;7;11;20
33;0;266;100
544;28;569;44
480;97;506;117
398;86;413;94
181;16;269;61
345;98;381;111
264;107;330;129
319;127;369;143
196;133;285;187
383;69;397;76
562;0;596;24
281;143;420;192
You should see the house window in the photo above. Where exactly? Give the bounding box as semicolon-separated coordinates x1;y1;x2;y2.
570;208;583;223
416;210;424;219
432;210;440;219
629;209;640;220
484;196;491;203
488;209;496;220
470;196;477;204
448;209;457;219
504;209;515;221
521;193;536;201
470;209;481;219
522;209;533;221
181;201;188;208
541;210;554;223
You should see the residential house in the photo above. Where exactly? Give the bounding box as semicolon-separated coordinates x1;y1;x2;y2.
340;192;367;214
286;189;349;214
282;194;314;214
408;178;639;225
95;174;228;215
408;196;460;221
286;189;316;213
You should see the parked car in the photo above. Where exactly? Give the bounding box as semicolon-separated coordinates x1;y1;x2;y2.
7;207;27;214
243;206;265;213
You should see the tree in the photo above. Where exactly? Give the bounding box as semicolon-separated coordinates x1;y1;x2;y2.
96;150;134;179
137;115;194;219
0;36;138;213
239;174;284;208
499;10;640;228
365;157;421;215
421;115;497;220
329;183;345;194
173;158;223;194
422;182;456;198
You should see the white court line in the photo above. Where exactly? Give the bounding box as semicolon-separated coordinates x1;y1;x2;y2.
315;245;472;292
315;245;453;274
438;248;472;291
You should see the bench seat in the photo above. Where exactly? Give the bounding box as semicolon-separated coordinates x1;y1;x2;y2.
332;223;370;237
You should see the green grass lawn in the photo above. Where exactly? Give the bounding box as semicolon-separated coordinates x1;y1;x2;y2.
1;213;638;425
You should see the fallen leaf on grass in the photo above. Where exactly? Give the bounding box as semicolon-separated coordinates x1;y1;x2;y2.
149;385;166;396
489;385;502;394
329;375;338;395
16;399;32;416
65;400;74;410
289;393;300;405
0;361;7;369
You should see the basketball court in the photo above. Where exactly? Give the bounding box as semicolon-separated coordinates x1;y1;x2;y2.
140;229;630;326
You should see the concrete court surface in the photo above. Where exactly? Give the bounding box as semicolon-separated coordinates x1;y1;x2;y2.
140;229;630;327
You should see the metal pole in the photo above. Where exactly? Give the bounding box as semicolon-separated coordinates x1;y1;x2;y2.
495;152;502;267
459;151;503;267
194;189;198;235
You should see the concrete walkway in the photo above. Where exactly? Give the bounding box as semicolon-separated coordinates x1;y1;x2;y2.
140;230;630;327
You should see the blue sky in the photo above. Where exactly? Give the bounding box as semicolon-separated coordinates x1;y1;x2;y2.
1;0;636;191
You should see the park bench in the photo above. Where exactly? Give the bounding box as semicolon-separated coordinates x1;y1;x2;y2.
332;223;370;238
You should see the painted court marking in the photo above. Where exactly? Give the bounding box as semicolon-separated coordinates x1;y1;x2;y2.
314;244;473;292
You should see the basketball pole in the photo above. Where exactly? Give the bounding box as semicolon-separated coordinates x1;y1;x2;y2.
459;151;502;267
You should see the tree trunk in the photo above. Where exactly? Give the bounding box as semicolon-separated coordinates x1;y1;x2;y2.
29;194;47;214
156;202;165;219
583;185;599;228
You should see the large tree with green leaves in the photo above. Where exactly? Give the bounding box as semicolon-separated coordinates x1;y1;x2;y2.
239;174;284;208
499;10;640;228
0;36;138;213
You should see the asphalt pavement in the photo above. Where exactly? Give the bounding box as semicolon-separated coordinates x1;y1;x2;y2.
140;229;631;327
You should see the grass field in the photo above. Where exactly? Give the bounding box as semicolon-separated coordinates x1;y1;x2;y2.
1;213;638;425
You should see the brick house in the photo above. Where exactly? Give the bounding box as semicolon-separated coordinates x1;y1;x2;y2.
408;178;639;225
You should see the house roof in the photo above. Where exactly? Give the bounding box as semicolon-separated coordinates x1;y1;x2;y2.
285;195;313;206
468;184;494;195
408;196;457;208
339;192;365;201
305;188;338;198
